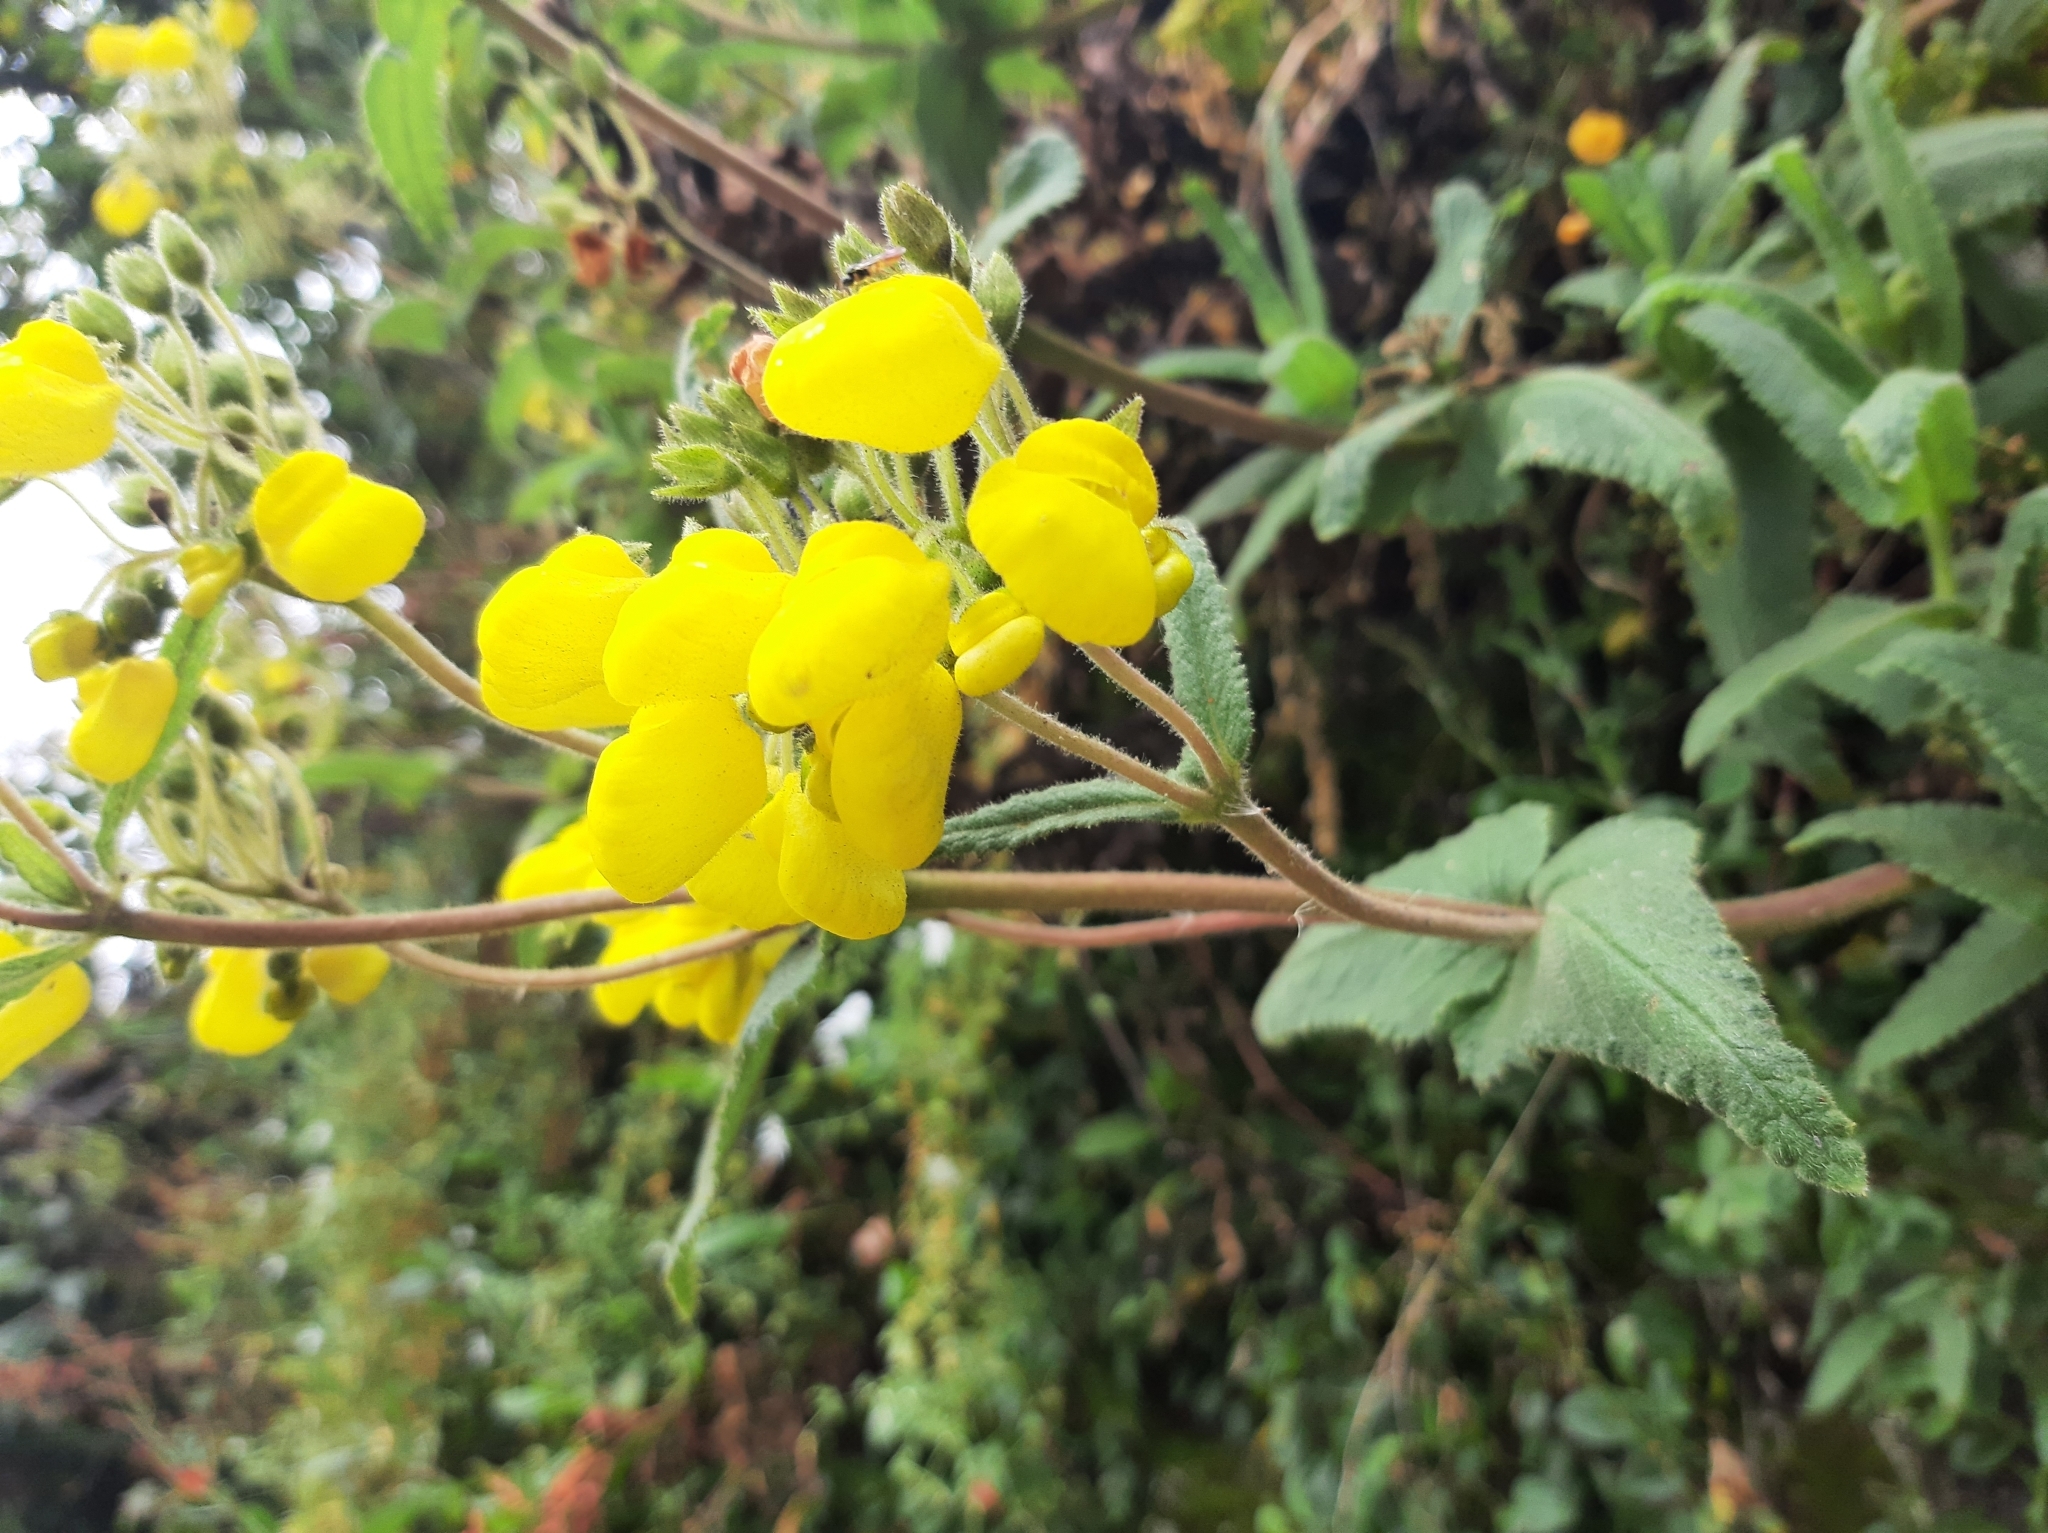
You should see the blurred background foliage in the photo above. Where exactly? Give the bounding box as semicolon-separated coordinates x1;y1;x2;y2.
3;0;2048;1529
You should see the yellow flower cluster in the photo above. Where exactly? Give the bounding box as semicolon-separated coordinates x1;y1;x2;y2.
187;945;389;1057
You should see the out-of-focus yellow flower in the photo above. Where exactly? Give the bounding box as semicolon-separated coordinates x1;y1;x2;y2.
966;419;1173;647
137;17;199;71
1567;109;1628;167
603;529;786;707
70;656;177;783
28;613;102;683
208;0;259;50
0;934;93;1083
478;535;644;729
590;905;728;1024
746;521;952;729
178;542;245;618
1603;608;1649;658
587;697;769;903
92;170;164;238
0;320;123;477
304;945;389;1005
778;783;905;940
84;23;144;75
590;909;797;1044
1555;209;1592;247
948;588;1044;697
499;818;604;903
188;950;294;1057
252;451;425;603
821;662;960;870
687;776;801;930
761;274;1002;453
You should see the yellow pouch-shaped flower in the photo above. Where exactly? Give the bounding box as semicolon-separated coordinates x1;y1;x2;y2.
178;542;246;619
209;0;260;49
189;950;295;1057
71;657;177;784
669;929;799;1045
93;170;164;238
589;697;769;903
948;588;1044;696
1012;418;1160;527
499;818;602;902
86;23;145;75
0;320;122;478
747;523;951;728
0;934;93;1083
604;529;786;707
778;786;905;940
253;451;426;603
966;457;1156;647
28;613;103;683
137;17;198;71
826;664;960;870
478;535;644;729
761;274;1001;453
687;775;801;929
304;945;390;1005
592;905;734;1024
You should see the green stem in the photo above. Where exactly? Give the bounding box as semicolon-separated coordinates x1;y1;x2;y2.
197;288;280;448
1922;500;1957;601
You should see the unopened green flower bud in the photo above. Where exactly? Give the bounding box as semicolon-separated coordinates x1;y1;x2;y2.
111;475;157;528
134;568;177;612
972;251;1025;347
265;949;302;984
148;333;191;395
108;248;175;316
99;589;162;652
216;403;261;439
546;77;584;113
192;690;250;748
568;44;614;102
259;355;295;401
483;31;527;81
831;472;874;520
205;354;254;407
152;212;215;287
208;441;261;509
263;974;319;1022
878;184;953;275
652;443;743;500
159;760;198;802
272;409;313;449
64;288;137;361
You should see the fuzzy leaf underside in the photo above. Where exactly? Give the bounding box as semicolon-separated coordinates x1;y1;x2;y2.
936;778;1181;857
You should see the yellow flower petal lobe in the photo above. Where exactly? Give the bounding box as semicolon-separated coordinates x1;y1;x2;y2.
253;451;425;603
0;935;93;1083
1011;418;1160;527
0;320;122;477
687;776;802;929
778;788;906;940
746;548;951;729
93;170;164;238
70;656;177;783
189;949;294;1057
478;535;645;730
948;589;1044;697
830;664;960;869
966;458;1156;647
304;945;390;1005
588;698;768;903
604;532;787;707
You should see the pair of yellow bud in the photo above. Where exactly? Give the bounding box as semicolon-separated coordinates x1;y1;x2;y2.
478;523;962;939
188;945;389;1056
84;17;199;75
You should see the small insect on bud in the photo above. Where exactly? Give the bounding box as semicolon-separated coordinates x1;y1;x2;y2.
64;288;137;361
568;43;614;102
878;182;955;275
99;589;163;652
108;248;175;316
152;212;215;287
728;334;774;415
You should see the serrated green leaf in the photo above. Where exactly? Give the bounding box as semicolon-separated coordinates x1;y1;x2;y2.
1676;304;1891;524
1898;111;2048;232
1253;804;1552;1047
1792;804;2048;925
911;47;1005;218
1562;170;1658;270
1263;110;1327;335
0;942;92;1009
1498;368;1738;562
1546;267;1643;316
1160;520;1255;769
1261;333;1358;418
1688;398;1819;675
1505;817;1867;1192
95;608;226;867
1625;275;1878;398
1927;1306;1974;1414
1680;35;1783;228
0;823;83;907
974;126;1085;258
1766;140;1898;356
1312;389;1454;539
936;778;1179;857
1841;368;1977;510
1869;629;2048;806
1182;177;1301;347
362;0;457;252
1806;1311;1896;1414
1854;910;2048;1083
1186;446;1309;527
1681;596;1964;767
1403;181;1496;358
1845;12;1966;368
1987;487;2048;649
1415;392;1525;530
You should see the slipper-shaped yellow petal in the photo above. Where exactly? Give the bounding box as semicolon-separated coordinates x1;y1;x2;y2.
588;698;769;903
253;450;425;603
778;787;905;940
828;664;960;870
304;945;390;1005
966;458;1156;647
189;949;294;1057
478;535;645;729
687;775;802;929
1011;418;1159;527
0;321;122;477
603;529;787;707
948;588;1045;696
70;657;177;784
0;935;93;1083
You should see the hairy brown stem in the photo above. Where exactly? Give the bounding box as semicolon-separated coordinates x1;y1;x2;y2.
0;777;107;907
942;910;1309;946
1082;644;1239;798
386;926;787;990
975;690;1213;811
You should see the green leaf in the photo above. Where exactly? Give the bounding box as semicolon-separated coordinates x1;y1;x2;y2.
1687;397;1819;676
1222;457;1318;593
0;823;82;907
1792;804;2048;926
362;0;457;252
1253;805;1552;1047
936;778;1180;857
1186;446;1309;526
1807;1312;1896;1414
1903;111;2048;232
0;942;92;1008
1624;274;1878;398
95;608;226;867
1676;303;1891;524
1311;389;1454;539
1766;141;1898;356
1927;1306;1974;1414
1681;35;1785;223
664;941;821;1318
1844;11;1967;368
1139;347;1269;385
1260;333;1358;418
1854;910;2048;1083
1681;596;1963;767
1972;0;2048;58
1402;181;1496;358
1841;368;1977;511
1069;1112;1156;1163
300;749;457;812
1182;176;1301;347
1160;520;1256;768
442;218;568;308
367;297;449;354
1562;170;1658;270
1262;110;1327;334
1987;486;2048;648
1498;368;1738;563
1546;267;1643;316
1414;392;1524;530
912;47;1006;218
974;126;1085;257
1497;817;1867;1191
1974;338;2048;433
1869;629;2048;806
